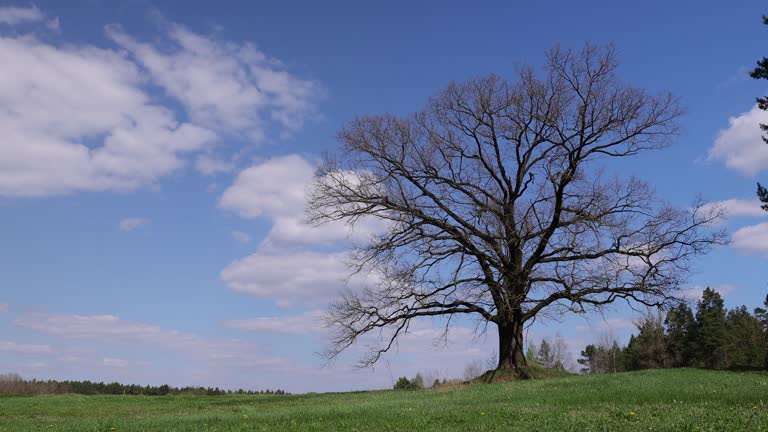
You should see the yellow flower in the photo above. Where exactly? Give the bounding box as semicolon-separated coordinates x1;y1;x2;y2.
629;411;636;416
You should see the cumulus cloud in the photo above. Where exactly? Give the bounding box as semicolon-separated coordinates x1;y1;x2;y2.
708;105;768;176
218;155;390;307
225;310;326;335
106;23;320;140
0;30;216;197
700;198;768;220
0;5;44;25
220;155;313;218
219;155;386;248
0;341;52;354
678;284;737;300
732;222;768;256
0;15;318;197
220;251;360;307
265;215;387;249
119;217;150;232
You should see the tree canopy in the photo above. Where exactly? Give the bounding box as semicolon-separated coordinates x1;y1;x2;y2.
309;44;725;374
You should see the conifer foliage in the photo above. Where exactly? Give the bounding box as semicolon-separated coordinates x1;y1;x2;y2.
750;15;768;210
0;374;289;396
578;289;768;373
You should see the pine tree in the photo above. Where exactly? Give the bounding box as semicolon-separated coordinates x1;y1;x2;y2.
577;344;598;374
665;303;696;367
695;288;729;369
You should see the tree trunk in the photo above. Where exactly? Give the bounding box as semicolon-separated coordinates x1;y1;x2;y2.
496;319;527;371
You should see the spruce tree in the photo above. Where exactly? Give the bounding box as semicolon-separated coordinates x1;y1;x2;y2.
624;312;668;369
665;303;696;367
695;288;729;369
623;335;641;371
725;306;765;369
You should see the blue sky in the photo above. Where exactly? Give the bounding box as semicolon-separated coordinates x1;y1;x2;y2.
1;0;767;393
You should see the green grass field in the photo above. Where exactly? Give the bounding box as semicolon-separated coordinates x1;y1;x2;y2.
1;369;767;431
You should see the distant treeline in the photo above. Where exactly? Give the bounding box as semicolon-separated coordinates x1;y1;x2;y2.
577;289;768;374
0;373;289;396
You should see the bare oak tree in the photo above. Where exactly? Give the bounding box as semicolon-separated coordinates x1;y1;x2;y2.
308;44;725;374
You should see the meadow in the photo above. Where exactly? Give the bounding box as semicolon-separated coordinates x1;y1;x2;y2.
1;369;767;431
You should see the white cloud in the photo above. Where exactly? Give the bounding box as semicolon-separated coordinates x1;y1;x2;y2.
219;155;314;218
231;230;252;243
15;313;283;367
700;198;768;220
106;23;320;140
732;222;768;256
0;303;7;313
219;155;391;307
119;217;150;232
0;15;318;197
225;310;326;335
0;341;52;354
196;154;234;175
709;105;768;176
103;357;129;368
221;251;359;307
220;155;387;248
678;284;737;300
265;215;387;249
0;31;216;197
0;5;44;25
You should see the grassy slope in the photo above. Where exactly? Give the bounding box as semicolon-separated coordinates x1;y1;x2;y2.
0;369;767;431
